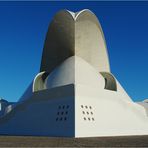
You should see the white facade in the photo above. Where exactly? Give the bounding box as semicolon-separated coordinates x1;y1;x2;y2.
0;9;148;137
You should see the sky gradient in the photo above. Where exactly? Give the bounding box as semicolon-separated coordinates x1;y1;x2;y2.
0;1;148;102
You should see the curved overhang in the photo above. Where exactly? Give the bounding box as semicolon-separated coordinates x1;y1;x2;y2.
75;9;110;72
40;9;110;73
100;72;117;91
40;10;74;73
33;71;46;92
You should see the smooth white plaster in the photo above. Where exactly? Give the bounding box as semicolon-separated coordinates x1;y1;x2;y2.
0;9;148;137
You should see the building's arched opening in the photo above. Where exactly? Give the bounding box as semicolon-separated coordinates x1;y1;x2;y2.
100;72;117;91
33;72;49;92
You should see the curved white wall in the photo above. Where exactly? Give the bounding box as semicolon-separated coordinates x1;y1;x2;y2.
45;56;105;90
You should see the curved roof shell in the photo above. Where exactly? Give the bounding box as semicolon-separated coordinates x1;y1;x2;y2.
40;9;110;73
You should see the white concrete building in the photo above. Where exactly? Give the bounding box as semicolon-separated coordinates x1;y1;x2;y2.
0;9;148;137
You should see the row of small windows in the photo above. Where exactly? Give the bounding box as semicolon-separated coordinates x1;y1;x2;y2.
84;117;95;121
57;111;68;115
82;111;93;115
81;105;92;109
56;117;67;121
56;104;70;122
81;105;95;121
58;105;69;109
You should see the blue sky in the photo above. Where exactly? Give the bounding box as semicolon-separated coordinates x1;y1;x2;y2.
0;1;148;102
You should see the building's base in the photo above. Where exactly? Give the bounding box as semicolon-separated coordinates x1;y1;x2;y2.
0;135;148;147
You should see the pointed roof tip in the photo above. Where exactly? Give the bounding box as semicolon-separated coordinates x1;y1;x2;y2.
75;9;95;19
66;10;76;19
58;9;97;21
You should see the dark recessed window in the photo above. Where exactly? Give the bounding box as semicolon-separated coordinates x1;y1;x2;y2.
63;105;65;109
92;118;94;121
60;117;63;121
85;106;88;109
82;111;85;114
57;112;60;115
64;117;67;121
88;117;90;121
65;111;68;114
84;117;86;120
58;106;61;109
81;105;83;108
56;117;58;121
66;105;69;109
89;106;92;109
91;112;93;115
61;112;64;115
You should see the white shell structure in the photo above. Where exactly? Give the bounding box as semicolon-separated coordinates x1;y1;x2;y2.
0;9;148;137
40;9;110;73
